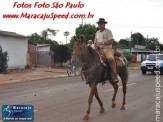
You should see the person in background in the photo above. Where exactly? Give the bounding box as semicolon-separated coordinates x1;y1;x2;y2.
87;40;95;49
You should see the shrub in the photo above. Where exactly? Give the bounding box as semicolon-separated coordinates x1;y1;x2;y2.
0;45;8;73
53;45;71;67
122;51;133;62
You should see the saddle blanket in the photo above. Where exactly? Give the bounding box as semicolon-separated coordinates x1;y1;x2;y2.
97;51;126;67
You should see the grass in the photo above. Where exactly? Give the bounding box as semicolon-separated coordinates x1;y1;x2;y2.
128;63;140;67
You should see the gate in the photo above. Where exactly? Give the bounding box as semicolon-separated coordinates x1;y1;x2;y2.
37;51;51;66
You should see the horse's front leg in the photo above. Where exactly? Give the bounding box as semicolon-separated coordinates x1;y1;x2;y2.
83;83;97;120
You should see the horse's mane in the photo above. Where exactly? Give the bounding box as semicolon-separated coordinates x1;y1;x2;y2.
88;46;94;55
87;46;99;57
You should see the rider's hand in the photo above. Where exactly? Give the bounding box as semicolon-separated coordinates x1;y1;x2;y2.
96;42;102;46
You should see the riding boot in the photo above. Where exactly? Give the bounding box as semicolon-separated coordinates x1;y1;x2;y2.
108;59;119;84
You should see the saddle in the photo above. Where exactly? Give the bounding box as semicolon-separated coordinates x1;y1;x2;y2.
97;50;126;67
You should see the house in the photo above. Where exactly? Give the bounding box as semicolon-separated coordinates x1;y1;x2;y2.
114;46;124;53
37;44;52;67
0;30;28;69
27;43;55;67
37;44;51;52
37;44;52;66
124;45;151;63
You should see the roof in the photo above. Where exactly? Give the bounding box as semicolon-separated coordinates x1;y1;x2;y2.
37;44;51;47
28;42;37;45
0;30;27;38
149;53;163;55
114;46;124;49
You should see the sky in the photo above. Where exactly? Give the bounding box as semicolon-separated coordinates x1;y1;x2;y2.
0;0;163;44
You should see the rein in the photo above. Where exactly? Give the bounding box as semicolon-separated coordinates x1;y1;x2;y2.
82;62;101;76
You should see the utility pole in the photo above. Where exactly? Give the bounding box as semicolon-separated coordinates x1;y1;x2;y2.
146;35;148;47
130;31;132;53
81;18;83;25
136;34;139;62
146;35;148;56
137;34;139;46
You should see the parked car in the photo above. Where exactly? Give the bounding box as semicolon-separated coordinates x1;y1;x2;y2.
141;54;163;74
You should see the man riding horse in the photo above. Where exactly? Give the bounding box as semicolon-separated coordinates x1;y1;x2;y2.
71;18;128;120
95;18;119;84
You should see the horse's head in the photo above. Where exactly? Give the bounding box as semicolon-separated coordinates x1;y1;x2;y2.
71;36;86;65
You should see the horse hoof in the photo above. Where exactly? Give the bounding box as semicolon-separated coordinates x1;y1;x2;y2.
112;103;116;108
112;101;116;108
99;107;105;113
120;106;125;110
83;115;89;120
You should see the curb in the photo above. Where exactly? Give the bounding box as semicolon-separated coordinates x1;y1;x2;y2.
0;75;68;85
0;67;139;85
128;67;140;70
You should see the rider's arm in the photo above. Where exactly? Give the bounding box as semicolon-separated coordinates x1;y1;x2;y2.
103;39;114;45
95;39;113;46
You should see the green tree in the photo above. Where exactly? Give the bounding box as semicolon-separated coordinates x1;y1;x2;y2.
68;36;75;54
131;32;146;46
159;43;163;51
40;28;58;42
46;39;59;50
53;45;71;67
147;37;159;45
28;33;41;43
112;40;119;47
146;37;160;50
41;30;48;41
0;45;8;73
119;39;129;47
47;28;58;39
68;24;98;54
75;24;98;43
29;29;59;50
64;31;70;44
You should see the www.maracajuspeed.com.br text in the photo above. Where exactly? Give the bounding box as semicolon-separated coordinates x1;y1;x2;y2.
3;12;94;20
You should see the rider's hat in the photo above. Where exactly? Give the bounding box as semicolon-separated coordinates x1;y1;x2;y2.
96;18;108;24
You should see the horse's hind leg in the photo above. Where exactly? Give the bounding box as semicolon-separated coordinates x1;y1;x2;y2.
111;82;118;108
120;77;127;110
94;87;105;113
83;83;97;120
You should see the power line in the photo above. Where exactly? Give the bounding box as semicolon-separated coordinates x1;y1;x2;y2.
109;24;163;29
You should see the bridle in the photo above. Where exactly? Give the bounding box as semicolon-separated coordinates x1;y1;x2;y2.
73;42;102;79
73;42;86;66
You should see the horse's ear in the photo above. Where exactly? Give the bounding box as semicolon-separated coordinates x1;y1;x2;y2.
80;36;84;42
74;36;78;42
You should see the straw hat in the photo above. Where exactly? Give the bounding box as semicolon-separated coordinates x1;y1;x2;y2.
88;40;93;43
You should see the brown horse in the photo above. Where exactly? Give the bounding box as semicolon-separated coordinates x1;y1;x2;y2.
71;36;128;120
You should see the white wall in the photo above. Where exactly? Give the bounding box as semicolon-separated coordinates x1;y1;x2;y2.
37;46;50;52
137;54;141;62
0;35;28;69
